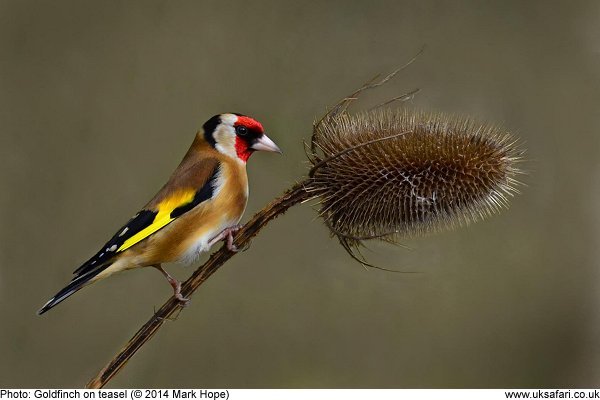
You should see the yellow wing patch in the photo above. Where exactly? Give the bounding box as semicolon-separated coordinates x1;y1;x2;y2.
117;189;196;252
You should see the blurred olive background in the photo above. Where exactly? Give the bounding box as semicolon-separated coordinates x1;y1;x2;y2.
1;0;599;388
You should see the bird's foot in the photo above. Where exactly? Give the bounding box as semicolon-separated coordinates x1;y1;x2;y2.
209;225;242;252
172;280;190;305
174;292;190;306
224;225;242;252
153;264;189;305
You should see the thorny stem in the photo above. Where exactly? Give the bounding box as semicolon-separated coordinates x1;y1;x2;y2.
86;181;313;388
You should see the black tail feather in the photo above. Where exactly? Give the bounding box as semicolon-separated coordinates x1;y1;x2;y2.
38;263;110;315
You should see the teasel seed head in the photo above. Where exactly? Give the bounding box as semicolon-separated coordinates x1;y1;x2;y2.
306;107;524;262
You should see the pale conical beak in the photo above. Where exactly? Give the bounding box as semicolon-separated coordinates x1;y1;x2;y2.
251;134;282;154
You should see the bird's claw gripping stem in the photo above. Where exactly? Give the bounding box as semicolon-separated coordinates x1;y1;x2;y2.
209;225;242;252
153;264;189;305
172;280;190;305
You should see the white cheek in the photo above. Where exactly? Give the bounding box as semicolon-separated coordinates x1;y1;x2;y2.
214;126;237;158
215;142;236;159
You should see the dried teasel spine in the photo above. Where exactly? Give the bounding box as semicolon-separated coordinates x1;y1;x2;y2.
307;108;524;258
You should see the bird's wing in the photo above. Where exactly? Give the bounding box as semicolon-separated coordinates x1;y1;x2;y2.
73;157;221;277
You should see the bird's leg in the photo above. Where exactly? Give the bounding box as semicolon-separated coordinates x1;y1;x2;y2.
152;264;189;304
208;225;242;252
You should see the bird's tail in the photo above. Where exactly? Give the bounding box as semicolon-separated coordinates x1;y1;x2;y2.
38;262;111;315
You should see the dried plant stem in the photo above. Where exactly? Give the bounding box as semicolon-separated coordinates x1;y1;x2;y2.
86;181;312;389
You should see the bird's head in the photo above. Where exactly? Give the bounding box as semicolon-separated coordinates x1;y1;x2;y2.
202;113;282;162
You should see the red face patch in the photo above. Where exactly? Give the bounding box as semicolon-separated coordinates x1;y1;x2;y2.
233;115;264;162
234;115;264;133
235;136;253;162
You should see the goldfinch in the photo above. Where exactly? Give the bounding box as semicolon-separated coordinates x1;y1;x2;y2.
38;113;281;315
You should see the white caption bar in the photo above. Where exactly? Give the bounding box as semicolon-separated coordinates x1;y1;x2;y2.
1;389;599;400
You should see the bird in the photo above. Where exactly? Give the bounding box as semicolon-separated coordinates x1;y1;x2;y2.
38;113;281;315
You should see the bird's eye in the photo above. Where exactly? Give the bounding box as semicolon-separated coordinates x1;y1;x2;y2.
236;126;248;136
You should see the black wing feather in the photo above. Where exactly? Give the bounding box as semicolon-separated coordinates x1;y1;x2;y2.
39;159;223;315
72;166;220;277
73;210;158;276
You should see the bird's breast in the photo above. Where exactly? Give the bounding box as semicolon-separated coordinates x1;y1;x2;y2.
170;160;248;264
